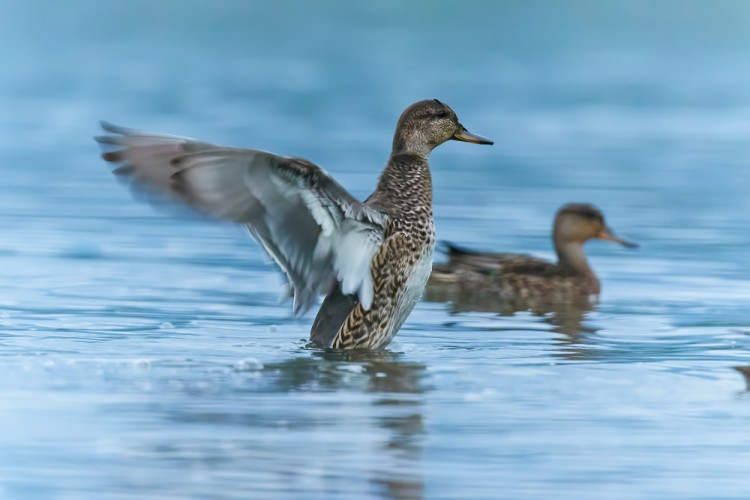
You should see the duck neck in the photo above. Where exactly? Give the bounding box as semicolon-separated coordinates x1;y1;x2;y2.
392;135;433;160
373;152;433;212
555;241;600;293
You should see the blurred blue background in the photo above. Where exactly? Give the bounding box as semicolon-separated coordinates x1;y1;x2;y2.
1;1;750;498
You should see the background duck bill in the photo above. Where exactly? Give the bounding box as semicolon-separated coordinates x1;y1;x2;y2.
597;228;638;248
452;128;493;145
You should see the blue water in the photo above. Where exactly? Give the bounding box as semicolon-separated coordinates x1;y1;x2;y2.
2;1;750;498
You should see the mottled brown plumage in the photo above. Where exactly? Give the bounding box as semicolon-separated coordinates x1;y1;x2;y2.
96;99;492;349
425;204;637;313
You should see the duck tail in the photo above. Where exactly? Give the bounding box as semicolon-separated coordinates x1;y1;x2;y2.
439;241;477;257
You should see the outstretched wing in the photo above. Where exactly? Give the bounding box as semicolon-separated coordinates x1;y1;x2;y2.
96;122;388;315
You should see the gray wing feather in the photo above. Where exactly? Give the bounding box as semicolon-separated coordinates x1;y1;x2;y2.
96;122;388;316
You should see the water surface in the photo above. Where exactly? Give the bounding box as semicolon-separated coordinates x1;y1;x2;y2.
1;1;750;498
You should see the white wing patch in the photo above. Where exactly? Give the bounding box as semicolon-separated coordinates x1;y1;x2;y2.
249;155;381;310
331;222;381;310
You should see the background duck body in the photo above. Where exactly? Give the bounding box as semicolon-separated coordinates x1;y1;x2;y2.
425;203;636;315
427;244;598;314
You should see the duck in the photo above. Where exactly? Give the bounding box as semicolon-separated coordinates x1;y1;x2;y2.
96;99;492;349
425;203;636;312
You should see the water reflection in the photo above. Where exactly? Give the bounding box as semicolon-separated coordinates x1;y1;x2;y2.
545;307;600;361
424;282;600;361
424;278;594;317
260;349;425;390
154;350;426;499
424;279;595;326
274;350;426;500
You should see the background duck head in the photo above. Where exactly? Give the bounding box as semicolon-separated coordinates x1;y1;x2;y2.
392;99;493;157
553;203;638;282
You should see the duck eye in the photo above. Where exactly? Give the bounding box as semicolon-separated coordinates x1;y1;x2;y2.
436;111;448;118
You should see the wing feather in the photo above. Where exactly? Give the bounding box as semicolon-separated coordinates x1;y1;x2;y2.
96;123;388;315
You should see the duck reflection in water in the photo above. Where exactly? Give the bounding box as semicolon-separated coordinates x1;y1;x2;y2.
149;350;425;499
259;350;427;500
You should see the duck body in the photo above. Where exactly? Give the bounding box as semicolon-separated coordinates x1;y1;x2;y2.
314;152;437;349
97;99;492;349
427;243;598;314
426;204;636;314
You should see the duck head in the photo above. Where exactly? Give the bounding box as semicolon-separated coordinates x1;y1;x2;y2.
553;203;637;284
553;203;638;250
392;99;493;157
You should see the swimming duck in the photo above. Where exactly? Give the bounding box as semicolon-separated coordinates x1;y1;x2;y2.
96;99;492;349
426;203;636;312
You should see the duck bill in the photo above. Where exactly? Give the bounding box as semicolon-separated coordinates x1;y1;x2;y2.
597;227;638;249
452;125;493;145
